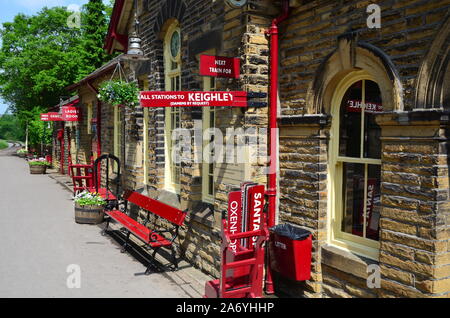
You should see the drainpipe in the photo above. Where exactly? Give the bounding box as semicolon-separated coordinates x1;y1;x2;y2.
265;0;290;295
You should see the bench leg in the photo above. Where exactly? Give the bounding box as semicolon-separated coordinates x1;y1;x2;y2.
121;231;131;253
144;246;161;275
171;246;179;271
101;218;110;236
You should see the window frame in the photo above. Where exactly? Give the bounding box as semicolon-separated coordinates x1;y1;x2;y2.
164;21;182;194
328;70;381;260
202;76;217;204
139;76;150;186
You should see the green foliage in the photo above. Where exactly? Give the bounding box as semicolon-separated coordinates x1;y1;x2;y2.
0;114;25;141
74;191;106;207
17;148;27;154
0;8;84;113
17;107;53;146
0;1;113;143
78;0;111;79
0;140;8;150
28;159;51;166
98;80;140;109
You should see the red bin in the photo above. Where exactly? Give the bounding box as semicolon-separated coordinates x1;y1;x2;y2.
269;224;312;281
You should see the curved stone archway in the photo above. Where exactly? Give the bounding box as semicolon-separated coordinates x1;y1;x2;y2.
415;15;450;109
306;34;404;114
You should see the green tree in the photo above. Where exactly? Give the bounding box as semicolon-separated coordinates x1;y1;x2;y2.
0;7;84;113
78;0;111;79
0;114;25;141
0;2;113;145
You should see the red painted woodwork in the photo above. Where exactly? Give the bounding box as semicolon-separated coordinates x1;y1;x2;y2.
105;210;171;247
200;55;240;79
61;106;80;122
140;91;248;108
123;190;187;226
204;187;268;298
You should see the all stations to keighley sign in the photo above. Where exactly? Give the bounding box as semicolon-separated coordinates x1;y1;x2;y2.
139;91;248;108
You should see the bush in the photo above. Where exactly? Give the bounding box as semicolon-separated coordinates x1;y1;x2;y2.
0;140;8;150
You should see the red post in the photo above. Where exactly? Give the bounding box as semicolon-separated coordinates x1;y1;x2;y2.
265;0;290;295
59;129;65;175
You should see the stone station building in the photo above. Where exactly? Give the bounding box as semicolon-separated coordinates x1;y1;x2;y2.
58;0;450;298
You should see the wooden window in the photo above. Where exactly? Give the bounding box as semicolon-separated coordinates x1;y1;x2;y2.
329;71;382;260
87;101;93;135
138;76;150;186
164;21;182;193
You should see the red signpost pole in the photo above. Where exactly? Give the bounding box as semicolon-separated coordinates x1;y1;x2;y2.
265;0;290;295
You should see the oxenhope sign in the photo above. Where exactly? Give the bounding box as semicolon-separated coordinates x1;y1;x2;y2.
140;91;248;108
200;55;240;79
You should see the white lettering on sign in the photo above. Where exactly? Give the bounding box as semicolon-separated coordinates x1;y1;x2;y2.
251;191;263;247
229;200;239;253
209;67;232;74
188;92;233;102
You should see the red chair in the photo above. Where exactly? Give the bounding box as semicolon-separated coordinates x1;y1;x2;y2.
68;157;95;194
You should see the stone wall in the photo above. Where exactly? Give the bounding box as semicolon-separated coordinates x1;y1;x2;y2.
280;0;450;115
277;0;450;298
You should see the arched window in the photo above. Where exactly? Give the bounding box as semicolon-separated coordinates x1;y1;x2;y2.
329;70;382;259
164;20;181;193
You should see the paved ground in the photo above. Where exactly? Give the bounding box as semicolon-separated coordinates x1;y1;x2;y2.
0;150;203;298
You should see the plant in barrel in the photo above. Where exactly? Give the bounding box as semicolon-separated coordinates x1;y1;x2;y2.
17;148;28;158
28;158;51;174
73;191;107;224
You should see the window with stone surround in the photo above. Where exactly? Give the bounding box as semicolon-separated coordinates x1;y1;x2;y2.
329;71;382;260
164;20;181;193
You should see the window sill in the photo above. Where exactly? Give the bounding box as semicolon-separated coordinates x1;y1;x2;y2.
321;244;379;280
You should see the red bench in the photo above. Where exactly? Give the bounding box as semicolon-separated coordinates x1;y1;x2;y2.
103;190;188;274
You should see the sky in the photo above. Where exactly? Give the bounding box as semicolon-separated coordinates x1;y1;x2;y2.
0;0;90;114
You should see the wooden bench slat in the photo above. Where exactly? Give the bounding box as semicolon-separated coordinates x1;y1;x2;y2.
105;210;172;248
123;190;186;226
88;187;117;200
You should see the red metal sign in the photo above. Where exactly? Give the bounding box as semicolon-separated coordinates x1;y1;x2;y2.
40;113;49;121
48;112;63;121
227;191;243;254
140;91;248;108
200;55;240;79
62;106;80;122
246;185;265;249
